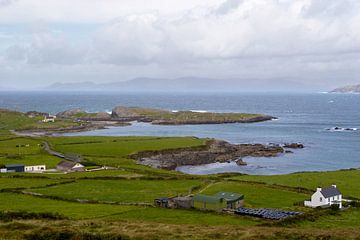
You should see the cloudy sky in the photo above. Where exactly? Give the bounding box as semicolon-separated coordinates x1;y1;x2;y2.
0;0;360;91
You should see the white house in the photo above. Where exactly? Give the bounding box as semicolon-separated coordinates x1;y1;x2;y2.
25;165;46;173
304;185;342;208
43;115;56;123
56;160;85;172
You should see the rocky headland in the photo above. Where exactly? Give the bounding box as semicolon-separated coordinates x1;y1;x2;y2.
330;84;360;93
131;139;303;170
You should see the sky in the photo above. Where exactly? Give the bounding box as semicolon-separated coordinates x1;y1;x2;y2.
0;0;360;91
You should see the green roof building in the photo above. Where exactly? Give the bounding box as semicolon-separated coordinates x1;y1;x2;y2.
192;192;244;211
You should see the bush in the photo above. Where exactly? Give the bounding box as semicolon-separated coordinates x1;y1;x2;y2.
24;230;130;240
0;211;66;221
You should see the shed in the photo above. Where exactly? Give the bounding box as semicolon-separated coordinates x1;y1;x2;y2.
214;192;244;209
154;197;169;208
192;194;226;211
5;164;25;172
170;196;193;209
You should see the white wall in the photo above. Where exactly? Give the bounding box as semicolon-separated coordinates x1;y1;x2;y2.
25;165;46;172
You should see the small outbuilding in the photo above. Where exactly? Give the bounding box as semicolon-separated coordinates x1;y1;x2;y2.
170;196;193;209
56;160;85;172
154;197;169;208
5;164;25;172
304;185;342;208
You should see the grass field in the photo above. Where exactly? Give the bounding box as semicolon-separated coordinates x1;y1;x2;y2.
33;179;204;203
0;109;81;132
229;169;360;199
1;127;360;239
201;181;308;209
47;136;206;158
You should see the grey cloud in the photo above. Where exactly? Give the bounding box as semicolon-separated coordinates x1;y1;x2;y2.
213;0;243;15
0;0;16;7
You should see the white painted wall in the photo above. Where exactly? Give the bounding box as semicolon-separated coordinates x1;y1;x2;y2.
304;187;342;208
25;165;46;172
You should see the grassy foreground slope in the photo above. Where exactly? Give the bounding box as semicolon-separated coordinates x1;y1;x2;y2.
229;169;360;199
1;131;360;239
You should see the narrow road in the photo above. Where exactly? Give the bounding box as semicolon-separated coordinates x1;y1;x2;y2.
43;141;65;159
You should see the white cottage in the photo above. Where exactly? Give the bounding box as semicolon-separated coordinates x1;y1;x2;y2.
43;115;56;123
25;165;46;172
304;185;342;208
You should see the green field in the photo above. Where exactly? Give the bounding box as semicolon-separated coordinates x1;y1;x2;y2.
229;169;360;199
33;179;203;203
201;181;308;209
1;127;360;239
0;109;81;132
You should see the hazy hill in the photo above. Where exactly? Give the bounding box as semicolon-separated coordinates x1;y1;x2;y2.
45;77;313;92
331;84;360;93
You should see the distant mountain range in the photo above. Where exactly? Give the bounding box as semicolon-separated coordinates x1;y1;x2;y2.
44;77;314;92
331;84;360;93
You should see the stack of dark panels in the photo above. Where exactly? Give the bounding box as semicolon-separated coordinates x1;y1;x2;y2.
234;208;303;220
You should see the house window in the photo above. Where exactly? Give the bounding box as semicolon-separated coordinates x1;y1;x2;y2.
320;197;322;202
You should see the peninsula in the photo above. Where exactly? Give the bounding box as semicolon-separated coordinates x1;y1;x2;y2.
2;106;274;136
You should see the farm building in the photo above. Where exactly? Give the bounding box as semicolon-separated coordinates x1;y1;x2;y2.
192;194;227;211
56;160;84;172
42;115;56;123
304;185;342;208
192;192;245;211
154;196;193;209
170;196;193;209
154;197;170;208
214;192;244;209
5;164;25;172
25;165;46;173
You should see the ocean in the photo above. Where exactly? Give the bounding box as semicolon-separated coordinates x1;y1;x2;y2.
1;91;359;175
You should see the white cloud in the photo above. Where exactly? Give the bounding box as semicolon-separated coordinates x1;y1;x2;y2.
1;0;360;89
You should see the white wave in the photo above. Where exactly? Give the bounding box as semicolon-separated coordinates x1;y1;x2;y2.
171;110;179;113
189;110;208;113
327;127;357;132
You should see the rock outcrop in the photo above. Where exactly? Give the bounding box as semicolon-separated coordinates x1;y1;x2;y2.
132;140;297;170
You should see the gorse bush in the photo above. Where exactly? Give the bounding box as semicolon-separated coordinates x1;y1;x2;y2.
0;211;66;221
24;230;130;240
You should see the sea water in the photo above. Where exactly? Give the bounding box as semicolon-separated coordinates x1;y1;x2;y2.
1;91;359;175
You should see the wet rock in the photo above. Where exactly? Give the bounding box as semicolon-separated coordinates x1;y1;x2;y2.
235;159;247;166
284;143;304;149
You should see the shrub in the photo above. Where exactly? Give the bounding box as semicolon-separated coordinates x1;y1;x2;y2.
24;230;130;240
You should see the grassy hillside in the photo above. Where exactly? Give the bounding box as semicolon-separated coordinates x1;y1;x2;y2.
0;109;81;133
1;132;360;239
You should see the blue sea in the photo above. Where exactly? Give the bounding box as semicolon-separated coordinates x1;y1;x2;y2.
1;91;359;175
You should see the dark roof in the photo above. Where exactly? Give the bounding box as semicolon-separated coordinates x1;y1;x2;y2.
193;194;223;204
5;164;25;168
214;192;244;202
321;186;341;198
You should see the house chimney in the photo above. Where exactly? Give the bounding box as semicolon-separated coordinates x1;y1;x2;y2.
332;184;337;188
316;187;322;192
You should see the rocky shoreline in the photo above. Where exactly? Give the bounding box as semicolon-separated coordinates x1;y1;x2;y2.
131;139;304;170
